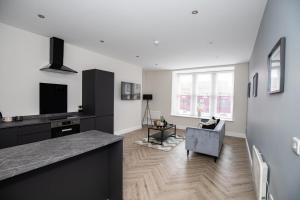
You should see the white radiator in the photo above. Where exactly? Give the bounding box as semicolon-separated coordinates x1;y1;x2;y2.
252;146;268;200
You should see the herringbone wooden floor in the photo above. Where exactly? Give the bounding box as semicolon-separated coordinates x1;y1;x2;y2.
123;128;255;200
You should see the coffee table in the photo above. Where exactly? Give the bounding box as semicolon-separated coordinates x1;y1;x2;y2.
148;124;176;145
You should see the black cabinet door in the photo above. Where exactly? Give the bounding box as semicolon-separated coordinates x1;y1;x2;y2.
95;116;114;134
17;124;51;145
18;132;51;145
82;70;96;115
82;69;114;116
95;71;114;116
80;118;96;132
0;128;18;149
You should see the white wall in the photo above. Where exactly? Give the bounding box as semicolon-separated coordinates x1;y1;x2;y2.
0;22;142;134
142;63;249;137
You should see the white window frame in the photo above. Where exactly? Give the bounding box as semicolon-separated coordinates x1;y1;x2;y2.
171;66;235;121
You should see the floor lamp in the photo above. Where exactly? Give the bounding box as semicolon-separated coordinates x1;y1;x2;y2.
142;94;153;126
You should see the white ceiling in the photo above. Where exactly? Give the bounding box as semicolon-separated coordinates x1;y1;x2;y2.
0;0;267;70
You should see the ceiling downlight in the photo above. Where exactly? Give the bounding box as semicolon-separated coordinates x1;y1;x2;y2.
153;40;160;46
192;10;199;15
37;14;45;19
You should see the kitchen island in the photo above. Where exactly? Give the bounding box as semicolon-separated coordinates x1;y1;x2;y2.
0;130;123;200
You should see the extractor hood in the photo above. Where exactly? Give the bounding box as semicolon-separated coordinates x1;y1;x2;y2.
40;37;78;74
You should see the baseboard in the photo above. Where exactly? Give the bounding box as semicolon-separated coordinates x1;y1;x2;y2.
245;137;253;166
225;131;246;138
114;125;142;135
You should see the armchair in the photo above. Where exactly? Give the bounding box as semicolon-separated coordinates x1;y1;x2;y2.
185;120;225;161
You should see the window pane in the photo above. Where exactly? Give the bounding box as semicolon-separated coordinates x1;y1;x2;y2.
197;96;210;113
178;74;192;95
178;95;192;115
215;72;234;119
195;74;212;116
217;96;232;113
177;74;192;115
172;68;234;120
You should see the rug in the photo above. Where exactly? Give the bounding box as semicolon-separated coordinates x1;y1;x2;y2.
135;136;185;152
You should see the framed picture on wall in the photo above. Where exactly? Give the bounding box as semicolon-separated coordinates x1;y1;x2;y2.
253;73;258;97
268;37;286;94
121;82;141;100
132;83;141;100
121;82;132;100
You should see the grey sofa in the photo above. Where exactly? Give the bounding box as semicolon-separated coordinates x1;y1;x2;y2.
185;120;225;161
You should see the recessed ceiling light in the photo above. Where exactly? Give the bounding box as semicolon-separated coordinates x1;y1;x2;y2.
37;14;45;19
153;40;160;46
192;10;199;15
100;40;105;43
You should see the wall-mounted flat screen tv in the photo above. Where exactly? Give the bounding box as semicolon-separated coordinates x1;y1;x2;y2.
121;82;141;100
40;83;67;114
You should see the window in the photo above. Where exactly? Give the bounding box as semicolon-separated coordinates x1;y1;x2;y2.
215;72;234;119
176;74;193;115
172;67;234;120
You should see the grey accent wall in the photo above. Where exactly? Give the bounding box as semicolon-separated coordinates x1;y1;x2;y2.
247;0;300;199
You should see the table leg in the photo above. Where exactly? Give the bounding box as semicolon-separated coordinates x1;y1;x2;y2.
148;128;150;142
175;125;177;138
161;130;163;145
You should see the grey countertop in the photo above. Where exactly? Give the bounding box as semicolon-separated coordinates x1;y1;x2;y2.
0;114;96;129
0;118;50;129
0;130;123;181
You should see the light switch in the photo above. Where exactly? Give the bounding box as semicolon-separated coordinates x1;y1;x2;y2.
292;137;300;156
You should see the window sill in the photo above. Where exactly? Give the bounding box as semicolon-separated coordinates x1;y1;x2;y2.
170;114;234;122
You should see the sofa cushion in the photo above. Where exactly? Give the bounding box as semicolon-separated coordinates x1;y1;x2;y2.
201;117;220;129
202;123;217;129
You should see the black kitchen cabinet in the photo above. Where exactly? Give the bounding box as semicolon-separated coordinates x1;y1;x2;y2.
83;69;114;134
20;124;50;135
17;132;50;145
0;128;18;149
17;124;51;145
0;123;51;149
95;116;114;134
80;117;96;132
93;71;114;116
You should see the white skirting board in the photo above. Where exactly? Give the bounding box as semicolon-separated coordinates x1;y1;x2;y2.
114;125;142;135
245;137;253;166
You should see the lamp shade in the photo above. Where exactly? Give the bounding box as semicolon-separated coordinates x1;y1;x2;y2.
143;94;153;100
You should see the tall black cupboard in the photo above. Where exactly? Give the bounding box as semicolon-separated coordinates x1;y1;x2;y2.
82;69;114;134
